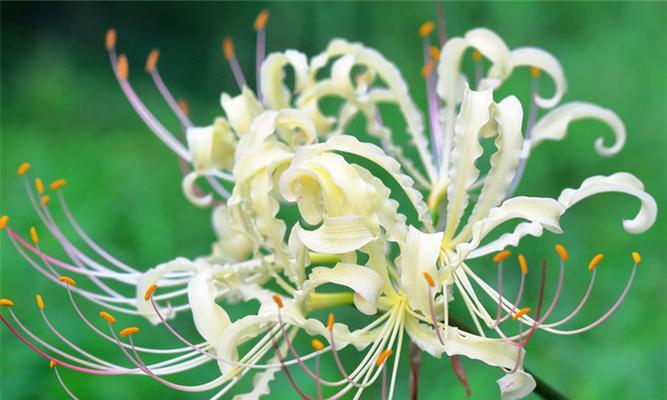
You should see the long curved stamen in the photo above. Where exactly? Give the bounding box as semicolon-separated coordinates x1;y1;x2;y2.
419;21;443;166
52;363;80;400
254;9;270;100
272;339;313;400
0;310;128;375
145;49;193;128
450;355;471;397
223;37;247;90
105;31;190;161
436;2;447;46
375;349;393;400
512;258;548;347
550;254;639;335
472;50;483;87
545;255;602;328
312;339;325;400
496;255;527;325
423;272;444;345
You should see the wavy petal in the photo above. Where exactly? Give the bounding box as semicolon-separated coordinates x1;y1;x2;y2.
221;87;263;135
530;101;626;156
186;117;237;172
458;95;524;243
211;204;253;263
260;50;310;110
444;87;494;240
136;257;197;324
508;47;566;108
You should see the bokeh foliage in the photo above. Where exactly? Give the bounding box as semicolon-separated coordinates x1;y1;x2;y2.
1;2;665;399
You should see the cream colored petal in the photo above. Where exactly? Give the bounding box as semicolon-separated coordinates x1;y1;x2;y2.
274;108;318;146
182;171;213;208
188;264;231;345
530;101;626;156
466;28;511;85
295;216;377;254
303;263;383;314
399;226;444;316
221;87;263;135
232;361;280;400
558;173;657;234
457;96;523;243
444;87;494;240
446;326;524;369
509;47;566;108
260;50;310;110
186;118;237;173
436;37;469;105
404;315;446;358
455;197;564;258
497;370;537;400
467;221;548;260
136;257;197;324
211;204;253;263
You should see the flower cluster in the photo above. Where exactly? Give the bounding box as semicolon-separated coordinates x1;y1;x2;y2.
0;9;657;400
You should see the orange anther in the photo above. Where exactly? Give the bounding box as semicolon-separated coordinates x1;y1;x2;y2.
0;299;14;307
518;254;528;275
145;49;160;72
588;254;604;270
35;178;44;194
632;252;641;265
530;67;541;78
311;339;325;351
223;37;234;60
0;216;8;229
177;99;189;117
421;60;435;78
419;22;434;38
430;46;441;61
375;349;393;366
50;360;57;368
117;54;129;80
59;276;77;286
119;327;140;337
105;28;117;50
30;227;39;245
99;311;116;324
36;294;45;310
512;307;531;320
472;50;482;62
254;10;270;31
327;313;334;332
41;195;50;206
423;271;435;288
144;284;158;301
18;162;31;176
50;179;67;190
493;250;511;263
555;244;569;261
272;294;284;309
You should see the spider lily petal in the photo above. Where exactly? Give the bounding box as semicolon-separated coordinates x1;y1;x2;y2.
530;102;626;156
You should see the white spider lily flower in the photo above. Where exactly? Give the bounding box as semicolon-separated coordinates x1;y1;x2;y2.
0;9;658;400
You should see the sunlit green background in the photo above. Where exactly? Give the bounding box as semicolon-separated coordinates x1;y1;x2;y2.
1;2;665;399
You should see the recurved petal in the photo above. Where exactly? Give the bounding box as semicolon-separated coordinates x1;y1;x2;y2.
182;171;213;208
221;87;263;135
187;263;231;345
455;197;564;258
497;370;537;400
509;47;567;108
211;204;253;262
304;263;384;314
445;326;524;370
557;173;657;234
295;216;377;254
530;101;626;156
136;257;197;324
260;50;310;110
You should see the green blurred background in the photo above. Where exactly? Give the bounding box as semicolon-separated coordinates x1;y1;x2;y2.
1;2;665;399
